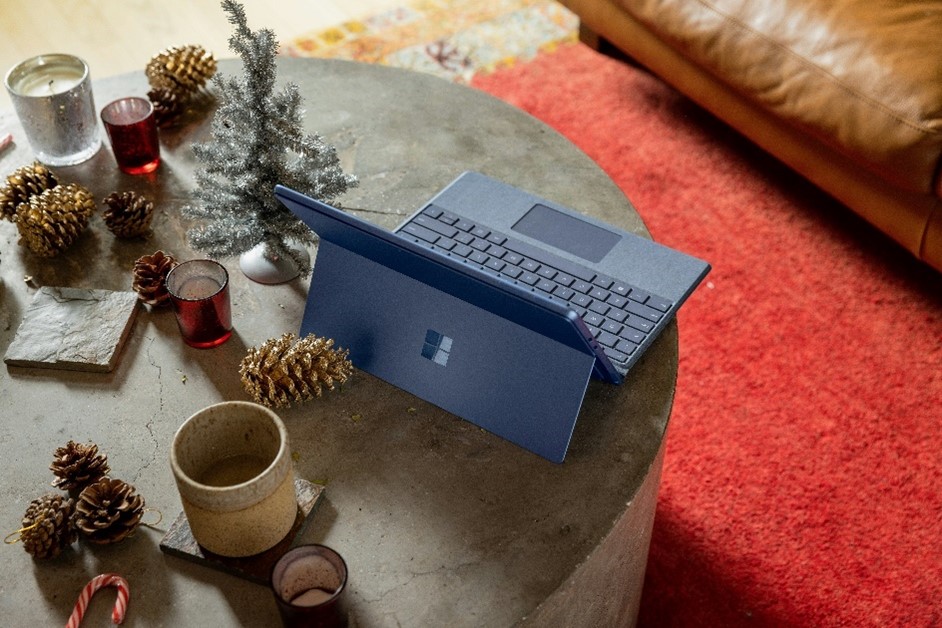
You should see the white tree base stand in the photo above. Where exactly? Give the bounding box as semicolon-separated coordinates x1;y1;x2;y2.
239;242;311;284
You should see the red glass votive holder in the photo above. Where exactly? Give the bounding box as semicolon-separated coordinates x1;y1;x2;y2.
100;96;160;174
166;260;232;349
271;544;348;627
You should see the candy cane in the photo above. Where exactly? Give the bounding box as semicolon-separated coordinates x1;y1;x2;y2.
65;573;129;628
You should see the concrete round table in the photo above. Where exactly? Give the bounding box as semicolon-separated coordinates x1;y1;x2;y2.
0;58;677;626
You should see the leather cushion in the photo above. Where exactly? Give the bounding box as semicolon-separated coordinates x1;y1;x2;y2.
619;0;942;194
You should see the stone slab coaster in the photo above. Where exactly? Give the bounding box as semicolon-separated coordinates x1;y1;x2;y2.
3;287;139;373
159;478;325;585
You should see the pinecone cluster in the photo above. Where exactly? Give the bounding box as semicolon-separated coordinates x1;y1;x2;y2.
103;191;155;238
0;163;103;256
131;250;177;306
240;333;354;408
15;183;96;257
146;44;217;126
1;162;168;255
16;440;146;559
0;162;58;222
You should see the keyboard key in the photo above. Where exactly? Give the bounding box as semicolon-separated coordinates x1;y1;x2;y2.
519;272;539;286
487;233;507;246
521;259;541;273
537;267;558;280
554;287;575;301
597;331;620;348
611;282;631;297
485;258;506;272
488;245;507;259
615;339;638;355
571;294;593;308
607;308;628;323
627;301;662;323
455;219;475;232
439;211;459;225
602;320;623;335
628;288;650;304
620;328;645;344
647;296;672;313
414;215;458;238
455;232;474;245
555;273;575;287
606;349;630;364
594;276;614;290
470;239;490;252
436;238;457;251
608;294;628;309
589;287;609;302
402;223;440;243
471;226;491;239
502;266;523;279
423;206;443;219
588;301;610;316
626;314;653;333
536;279;556;294
504;252;524;265
572;280;593;294
469;251;489;265
583;312;605;328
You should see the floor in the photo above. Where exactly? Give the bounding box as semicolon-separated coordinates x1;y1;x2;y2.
0;0;405;109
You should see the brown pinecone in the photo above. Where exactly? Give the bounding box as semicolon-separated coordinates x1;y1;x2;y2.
50;440;111;493
240;333;353;408
74;477;145;545
20;493;77;559
148;87;187;127
132;250;177;306
15;183;95;257
0;162;59;222
102;191;154;238
146;45;217;95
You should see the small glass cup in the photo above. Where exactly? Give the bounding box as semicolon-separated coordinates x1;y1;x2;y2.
166;259;232;348
271;544;348;628
100;96;160;174
4;54;101;166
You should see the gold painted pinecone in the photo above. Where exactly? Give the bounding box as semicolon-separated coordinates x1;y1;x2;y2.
0;161;59;222
74;477;145;545
20;493;77;559
132;250;177;306
103;191;154;238
15;183;96;257
146;44;216;95
240;333;354;408
50;440;111;493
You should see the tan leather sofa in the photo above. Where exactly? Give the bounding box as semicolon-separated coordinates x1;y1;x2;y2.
559;0;942;272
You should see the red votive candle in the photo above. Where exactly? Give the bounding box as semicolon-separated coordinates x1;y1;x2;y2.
166;259;232;348
271;544;348;627
100;96;160;174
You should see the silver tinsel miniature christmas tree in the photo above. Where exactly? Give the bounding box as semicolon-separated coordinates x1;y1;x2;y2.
183;0;356;278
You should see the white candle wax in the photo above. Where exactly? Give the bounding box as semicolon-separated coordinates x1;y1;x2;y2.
16;70;82;97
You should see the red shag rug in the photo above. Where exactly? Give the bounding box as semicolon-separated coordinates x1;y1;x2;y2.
473;44;942;627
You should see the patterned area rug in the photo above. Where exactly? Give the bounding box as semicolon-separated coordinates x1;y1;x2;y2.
283;0;578;83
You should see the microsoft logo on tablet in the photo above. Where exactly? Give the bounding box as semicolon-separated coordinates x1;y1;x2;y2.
421;329;453;366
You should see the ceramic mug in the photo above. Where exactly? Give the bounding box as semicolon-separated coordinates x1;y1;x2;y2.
170;401;297;557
